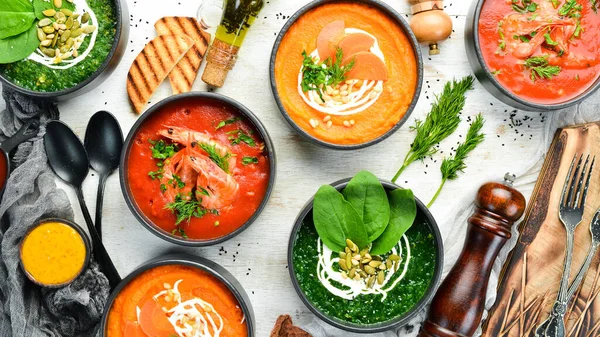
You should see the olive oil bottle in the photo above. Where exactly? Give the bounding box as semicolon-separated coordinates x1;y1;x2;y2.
202;0;265;87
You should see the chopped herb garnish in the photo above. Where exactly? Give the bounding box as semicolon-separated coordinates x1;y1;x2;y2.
550;0;560;8
198;143;231;173
171;227;188;239
242;156;259;165
228;130;256;147
168;174;185;189
216;117;243;130
160;184;167;193
559;0;583;17
576;74;580;80
525;55;561;81
301;48;355;97
149;169;164;180
497;21;506;51
514;34;531;42
165;194;210;225
511;0;538;13
544;33;558;45
492;69;502;76
149;139;178;160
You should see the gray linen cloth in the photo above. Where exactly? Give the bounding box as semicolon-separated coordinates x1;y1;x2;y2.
0;87;110;337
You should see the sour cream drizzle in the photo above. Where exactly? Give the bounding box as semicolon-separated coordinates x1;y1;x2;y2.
316;235;411;301
150;279;225;337
297;28;385;116
27;0;99;69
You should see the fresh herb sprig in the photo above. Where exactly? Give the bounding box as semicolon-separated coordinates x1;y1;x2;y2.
391;76;475;183
148;139;179;180
559;0;583;17
197;142;231;173
165;194;216;225
216;117;242;130
511;0;538;13
301;48;355;97
427;114;486;207
525;55;561;81
228;130;256;147
242;156;258;165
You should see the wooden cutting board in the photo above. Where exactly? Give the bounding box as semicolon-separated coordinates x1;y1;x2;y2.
482;121;600;337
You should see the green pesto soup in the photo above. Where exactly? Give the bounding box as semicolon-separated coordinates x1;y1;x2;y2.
0;0;117;92
292;215;437;325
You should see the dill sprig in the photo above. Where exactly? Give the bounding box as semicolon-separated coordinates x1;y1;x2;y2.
165;194;208;225
391;76;475;183
427;114;486;207
525;55;561;81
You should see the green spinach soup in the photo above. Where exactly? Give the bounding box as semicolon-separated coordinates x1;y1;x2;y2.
292;216;436;325
0;0;117;92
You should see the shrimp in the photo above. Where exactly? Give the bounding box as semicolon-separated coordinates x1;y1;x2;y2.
160;149;198;203
186;151;239;210
158;126;236;172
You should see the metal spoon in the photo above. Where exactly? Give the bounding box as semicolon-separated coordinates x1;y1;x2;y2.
44;120;121;290
84;111;123;241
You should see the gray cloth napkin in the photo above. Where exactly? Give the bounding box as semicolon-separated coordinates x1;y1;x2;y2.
0;87;110;337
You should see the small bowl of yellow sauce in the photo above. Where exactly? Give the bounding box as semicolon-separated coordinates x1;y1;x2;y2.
20;218;90;288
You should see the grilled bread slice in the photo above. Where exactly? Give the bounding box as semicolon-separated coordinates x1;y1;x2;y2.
127;34;194;113
155;17;211;94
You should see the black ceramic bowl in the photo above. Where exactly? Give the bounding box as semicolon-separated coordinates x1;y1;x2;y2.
19;218;91;288
0;0;129;101
100;254;255;336
288;178;443;333
269;0;423;150
465;0;600;111
120;92;276;247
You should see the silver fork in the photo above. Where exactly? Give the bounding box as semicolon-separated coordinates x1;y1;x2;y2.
535;154;595;337
565;209;600;301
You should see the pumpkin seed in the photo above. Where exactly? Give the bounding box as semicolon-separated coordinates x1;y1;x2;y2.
386;259;393;269
348;268;356;279
40;39;52;47
377;271;385;285
359;248;369;257
364;253;372;260
59;45;69;54
351;259;359;266
42;9;56;17
61;30;71;42
53;56;62;64
364;265;376;275
72;14;80;19
42;26;55;34
57;24;67;30
54;0;62;8
394;262;399;272
71;28;82;38
37;29;46;41
345;254;352;270
41;47;55;57
341;271;348;279
51;34;58;47
65;17;73;29
389;254;401;262
359;270;368;278
38;18;52;27
368;261;382;268
72;49;78;57
372;255;382;261
352;254;361;261
52;22;59;30
367;276;375;288
60;8;73;17
81;12;90;24
46;34;55;39
353;274;361;281
361;257;372;264
379;264;386;270
339;252;346;260
62;51;72;59
346;239;358;252
338;259;348;271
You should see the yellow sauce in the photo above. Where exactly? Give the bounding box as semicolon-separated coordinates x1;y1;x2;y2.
21;222;87;285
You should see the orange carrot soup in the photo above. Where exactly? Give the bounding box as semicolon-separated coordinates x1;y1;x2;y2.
274;2;418;145
126;97;270;240
21;221;88;286
479;0;600;104
106;265;248;337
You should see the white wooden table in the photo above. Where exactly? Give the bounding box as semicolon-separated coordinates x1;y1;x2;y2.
3;0;554;335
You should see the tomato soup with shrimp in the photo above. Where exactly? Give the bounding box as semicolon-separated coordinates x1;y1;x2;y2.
126;97;270;240
479;0;600;104
106;264;248;337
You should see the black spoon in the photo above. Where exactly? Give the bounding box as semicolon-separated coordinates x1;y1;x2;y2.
84;111;123;241
44;120;121;290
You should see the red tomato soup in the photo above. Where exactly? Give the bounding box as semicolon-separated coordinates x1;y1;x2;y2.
479;0;600;104
126;97;270;240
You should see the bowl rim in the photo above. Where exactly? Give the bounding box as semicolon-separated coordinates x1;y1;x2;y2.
99;253;256;337
119;92;277;247
19;217;92;288
466;0;600;111
269;0;424;150
0;0;127;99
287;177;444;333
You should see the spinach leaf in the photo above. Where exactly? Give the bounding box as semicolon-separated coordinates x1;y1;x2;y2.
370;188;417;255
313;185;368;252
33;0;75;20
0;24;39;64
342;171;390;242
0;0;36;40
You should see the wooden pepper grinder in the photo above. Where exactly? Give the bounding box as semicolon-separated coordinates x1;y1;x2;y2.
408;0;453;55
419;174;526;337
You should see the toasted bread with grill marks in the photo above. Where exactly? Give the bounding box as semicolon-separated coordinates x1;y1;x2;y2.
155;17;211;94
127;34;194;113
